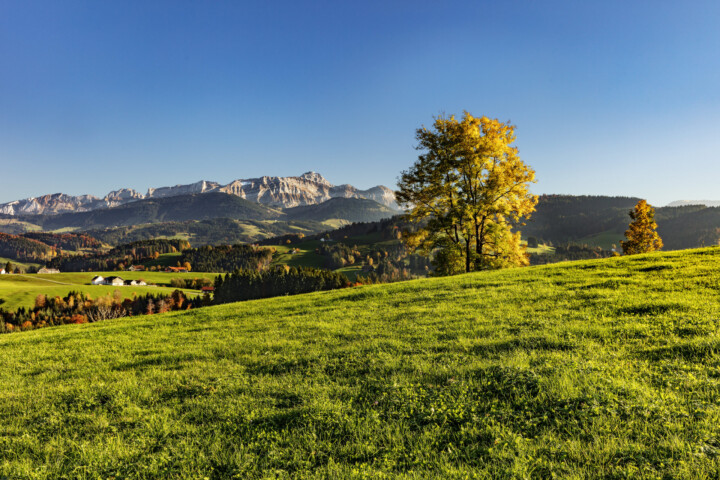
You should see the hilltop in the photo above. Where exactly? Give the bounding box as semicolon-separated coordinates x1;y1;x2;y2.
1;248;719;477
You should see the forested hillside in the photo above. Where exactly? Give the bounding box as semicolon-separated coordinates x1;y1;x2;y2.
48;239;190;272
0;233;54;262
284;197;397;223
23;232;102;251
523;195;720;250
38;192;282;230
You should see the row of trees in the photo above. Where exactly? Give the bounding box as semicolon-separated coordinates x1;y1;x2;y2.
179;244;274;272
170;277;214;289
213;267;350;304
107;239;190;259
48;238;192;272
0;232;54;262
23;232;102;251
0;289;204;334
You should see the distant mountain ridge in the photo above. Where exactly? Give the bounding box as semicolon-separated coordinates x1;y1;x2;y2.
666;200;720;208
0;172;399;215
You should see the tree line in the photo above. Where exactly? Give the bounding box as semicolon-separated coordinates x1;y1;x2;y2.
23;232;102;251
0;232;55;262
213;267;349;303
0;289;205;334
48;238;191;272
179;244;274;272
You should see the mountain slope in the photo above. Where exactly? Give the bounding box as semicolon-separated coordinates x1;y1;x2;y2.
284;197;397;223
83;218;329;246
1;196;395;242
1;248;719;477
0;171;399;215
39;192;282;230
666;200;720;207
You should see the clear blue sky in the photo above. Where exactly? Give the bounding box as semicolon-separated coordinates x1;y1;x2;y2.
1;0;719;206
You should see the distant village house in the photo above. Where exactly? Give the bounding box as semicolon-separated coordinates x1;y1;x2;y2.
92;275;147;286
105;276;125;286
37;267;60;274
165;266;188;273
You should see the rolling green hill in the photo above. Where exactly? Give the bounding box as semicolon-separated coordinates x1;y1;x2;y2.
1;248;720;477
1;196;396;246
5;194;720;252
523;195;720;250
83;217;329;246
285;197;397;223
37;192;283;230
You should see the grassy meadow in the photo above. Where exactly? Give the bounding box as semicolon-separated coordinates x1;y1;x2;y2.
1;248;720;478
0;271;214;310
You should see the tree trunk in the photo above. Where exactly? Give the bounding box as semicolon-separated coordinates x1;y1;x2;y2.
465;236;472;272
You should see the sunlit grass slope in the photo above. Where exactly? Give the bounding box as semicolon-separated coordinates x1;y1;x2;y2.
2;248;720;478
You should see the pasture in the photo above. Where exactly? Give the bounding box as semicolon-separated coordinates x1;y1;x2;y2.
0;248;720;477
0;271;215;310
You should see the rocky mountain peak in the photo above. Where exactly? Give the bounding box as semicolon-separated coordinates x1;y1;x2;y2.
299;171;331;186
0;172;399;216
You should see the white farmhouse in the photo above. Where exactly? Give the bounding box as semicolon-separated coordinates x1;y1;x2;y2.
105;276;125;286
0;269;5;275
91;275;105;285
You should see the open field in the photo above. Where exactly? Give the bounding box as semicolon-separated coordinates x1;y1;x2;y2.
525;244;555;255
0;271;215;310
268;235;402;273
139;252;183;268
1;248;720;477
0;256;41;272
577;230;625;250
270;241;326;269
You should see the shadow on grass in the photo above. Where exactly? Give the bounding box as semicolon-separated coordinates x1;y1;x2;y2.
113;352;207;372
471;336;575;356
617;303;688;316
639;341;720;362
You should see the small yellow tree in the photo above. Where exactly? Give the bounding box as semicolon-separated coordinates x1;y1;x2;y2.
621;200;663;255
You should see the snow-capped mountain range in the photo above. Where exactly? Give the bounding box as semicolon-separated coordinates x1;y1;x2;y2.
0;172;399;216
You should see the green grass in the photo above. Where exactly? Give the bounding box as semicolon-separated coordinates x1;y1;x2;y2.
269;240;327;269
0;218;42;233
140;252;183;268
525;244;555;255
334;264;362;282
0;271;212;310
321;218;350;230
0;256;41;271
268;235;401;274
577;230;625;250
2;248;720;478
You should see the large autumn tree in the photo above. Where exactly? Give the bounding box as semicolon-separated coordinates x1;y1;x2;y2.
397;112;538;275
621;200;663;255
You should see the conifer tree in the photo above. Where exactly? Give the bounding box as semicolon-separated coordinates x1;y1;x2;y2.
621;200;663;255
